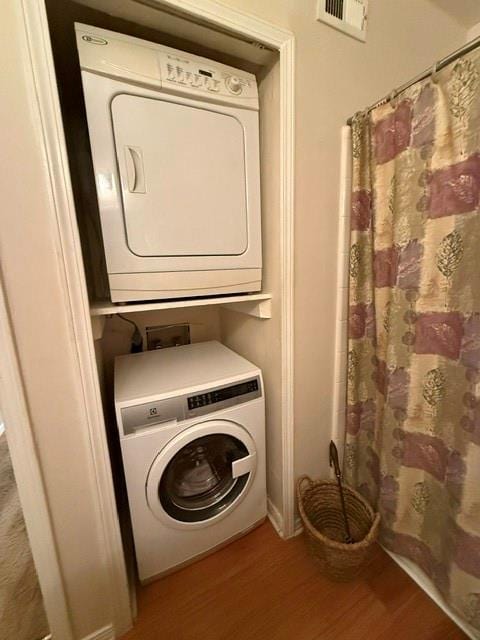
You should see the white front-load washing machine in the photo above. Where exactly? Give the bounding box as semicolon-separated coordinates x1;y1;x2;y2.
114;341;266;583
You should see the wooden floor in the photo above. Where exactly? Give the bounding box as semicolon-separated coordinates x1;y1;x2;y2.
121;521;467;640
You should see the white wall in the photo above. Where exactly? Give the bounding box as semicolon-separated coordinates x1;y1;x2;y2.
468;23;480;41
215;0;467;480
220;58;284;516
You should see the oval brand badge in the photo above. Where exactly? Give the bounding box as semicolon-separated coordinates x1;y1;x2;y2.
82;34;108;45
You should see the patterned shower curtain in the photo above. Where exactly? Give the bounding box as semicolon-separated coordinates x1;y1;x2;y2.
344;49;480;631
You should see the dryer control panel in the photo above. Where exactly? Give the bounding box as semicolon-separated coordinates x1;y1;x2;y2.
75;23;258;109
120;376;262;436
158;51;257;101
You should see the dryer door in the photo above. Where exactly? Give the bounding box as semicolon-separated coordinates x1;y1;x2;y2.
110;94;248;258
146;421;256;527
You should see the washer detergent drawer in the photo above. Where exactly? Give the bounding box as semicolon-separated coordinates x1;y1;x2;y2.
111;93;248;258
120;397;184;436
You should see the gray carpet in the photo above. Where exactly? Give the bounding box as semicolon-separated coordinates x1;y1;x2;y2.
0;434;49;640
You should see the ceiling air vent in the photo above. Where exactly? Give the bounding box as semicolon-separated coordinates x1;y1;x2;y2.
317;0;368;42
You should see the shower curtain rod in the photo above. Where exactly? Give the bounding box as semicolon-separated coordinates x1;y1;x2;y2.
347;34;480;125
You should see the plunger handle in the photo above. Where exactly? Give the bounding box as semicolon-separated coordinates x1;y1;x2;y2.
329;440;342;478
329;440;353;543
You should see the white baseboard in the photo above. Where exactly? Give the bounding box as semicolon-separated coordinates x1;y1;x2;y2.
268;497;304;539
81;624;115;640
294;516;303;537
384;548;479;640
267;497;284;537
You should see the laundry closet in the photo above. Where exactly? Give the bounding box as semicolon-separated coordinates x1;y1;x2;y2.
44;0;290;599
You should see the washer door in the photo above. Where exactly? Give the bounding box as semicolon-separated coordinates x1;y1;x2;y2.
146;421;256;528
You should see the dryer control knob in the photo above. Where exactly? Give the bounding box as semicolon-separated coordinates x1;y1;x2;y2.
226;75;243;94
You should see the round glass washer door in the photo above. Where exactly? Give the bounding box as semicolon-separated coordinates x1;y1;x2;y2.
146;421;257;528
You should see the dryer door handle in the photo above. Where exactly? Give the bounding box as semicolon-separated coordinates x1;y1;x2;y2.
231;452;256;479
125;145;146;193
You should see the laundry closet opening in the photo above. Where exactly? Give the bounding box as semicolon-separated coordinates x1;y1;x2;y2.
45;0;287;600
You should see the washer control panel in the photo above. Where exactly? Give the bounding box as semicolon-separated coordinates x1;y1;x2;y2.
185;376;262;418
187;378;259;411
120;376;262;436
158;52;257;101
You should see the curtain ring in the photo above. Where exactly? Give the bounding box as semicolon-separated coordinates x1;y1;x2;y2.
389;89;398;109
431;61;439;84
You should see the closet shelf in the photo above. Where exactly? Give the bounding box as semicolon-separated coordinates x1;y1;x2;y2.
90;293;273;319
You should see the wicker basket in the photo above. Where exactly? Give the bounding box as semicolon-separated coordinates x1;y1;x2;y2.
297;476;381;581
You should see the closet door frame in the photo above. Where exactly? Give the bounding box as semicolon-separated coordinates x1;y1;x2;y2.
15;0;295;635
0;277;74;640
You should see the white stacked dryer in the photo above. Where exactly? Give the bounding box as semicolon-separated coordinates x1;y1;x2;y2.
114;341;266;583
75;24;262;303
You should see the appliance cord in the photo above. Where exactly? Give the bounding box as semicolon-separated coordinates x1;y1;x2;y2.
117;313;143;353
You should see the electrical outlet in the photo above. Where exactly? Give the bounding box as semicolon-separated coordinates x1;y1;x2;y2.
143;323;191;351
